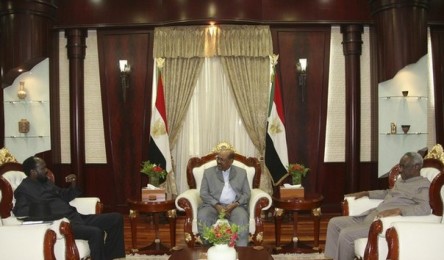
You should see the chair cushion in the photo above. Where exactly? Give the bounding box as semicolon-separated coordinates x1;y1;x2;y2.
0;171;27;211
354;237;387;260
420;167;440;181
394;222;444;260
192;160;255;190
0;224;52;260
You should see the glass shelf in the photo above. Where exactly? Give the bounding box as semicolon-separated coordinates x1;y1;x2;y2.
5;135;50;138
4;100;48;104
379;96;427;100
379;132;428;135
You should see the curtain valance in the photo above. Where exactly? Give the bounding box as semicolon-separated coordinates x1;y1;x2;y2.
153;25;272;58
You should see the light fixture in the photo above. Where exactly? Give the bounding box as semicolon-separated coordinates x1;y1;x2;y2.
119;60;131;102
296;58;308;102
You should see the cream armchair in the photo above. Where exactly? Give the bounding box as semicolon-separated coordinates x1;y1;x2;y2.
0;162;102;260
385;221;444;260
175;152;272;247
0;220;57;260
342;158;444;260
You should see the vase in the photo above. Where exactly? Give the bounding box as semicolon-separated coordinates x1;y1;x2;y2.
149;175;160;187
207;244;236;260
17;81;27;100
292;174;302;185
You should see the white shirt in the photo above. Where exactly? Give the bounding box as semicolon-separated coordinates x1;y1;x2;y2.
219;168;236;205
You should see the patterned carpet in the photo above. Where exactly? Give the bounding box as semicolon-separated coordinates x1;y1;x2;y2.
126;252;330;260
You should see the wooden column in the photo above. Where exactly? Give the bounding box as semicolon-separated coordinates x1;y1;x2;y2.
0;0;56;147
370;0;429;82
341;25;363;193
65;29;87;187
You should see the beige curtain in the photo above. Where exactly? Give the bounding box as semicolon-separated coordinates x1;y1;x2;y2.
153;25;274;193
221;56;272;193
163;57;204;146
217;25;273;193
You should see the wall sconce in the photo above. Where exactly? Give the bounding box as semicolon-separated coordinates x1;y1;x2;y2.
119;60;131;102
296;58;308;102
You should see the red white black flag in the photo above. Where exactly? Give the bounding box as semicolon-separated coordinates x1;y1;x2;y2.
148;61;173;180
265;55;289;185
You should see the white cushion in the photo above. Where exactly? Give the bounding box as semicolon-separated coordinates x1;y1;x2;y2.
344;196;383;216
0;223;52;260
393;222;444;260
420;167;440;181
69;197;100;215
1;171;26;210
354;237;387;260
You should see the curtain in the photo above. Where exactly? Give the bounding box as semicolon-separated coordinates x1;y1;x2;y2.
163;57;204;146
173;58;257;193
220;56;272;193
153;25;274;194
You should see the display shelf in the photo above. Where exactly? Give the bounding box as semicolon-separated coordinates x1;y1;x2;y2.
379;96;427;99
380;132;428;135
4;100;48;104
5;135;49;138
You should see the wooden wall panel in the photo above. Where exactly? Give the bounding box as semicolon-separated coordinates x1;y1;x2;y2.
431;26;444;145
271;27;330;195
97;30;154;208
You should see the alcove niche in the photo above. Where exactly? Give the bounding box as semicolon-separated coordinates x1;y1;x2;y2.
378;55;429;176
3;58;51;162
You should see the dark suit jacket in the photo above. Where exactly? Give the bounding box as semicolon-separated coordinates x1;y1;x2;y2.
13;177;84;223
199;165;251;208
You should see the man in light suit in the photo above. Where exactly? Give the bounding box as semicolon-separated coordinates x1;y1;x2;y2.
197;148;251;246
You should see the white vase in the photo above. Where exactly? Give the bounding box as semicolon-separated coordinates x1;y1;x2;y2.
207;244;237;260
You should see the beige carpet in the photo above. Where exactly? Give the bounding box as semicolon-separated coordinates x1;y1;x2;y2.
126;252;330;260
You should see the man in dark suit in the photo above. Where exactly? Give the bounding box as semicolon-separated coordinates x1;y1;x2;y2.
13;156;125;260
197;148;251;246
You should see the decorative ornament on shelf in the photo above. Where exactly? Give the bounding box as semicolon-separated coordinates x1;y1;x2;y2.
18;119;30;133
17;81;27;100
201;214;239;260
287;163;310;186
140;161;167;187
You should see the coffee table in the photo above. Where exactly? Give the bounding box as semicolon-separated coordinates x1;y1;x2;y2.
127;194;176;255
169;246;274;260
273;194;324;254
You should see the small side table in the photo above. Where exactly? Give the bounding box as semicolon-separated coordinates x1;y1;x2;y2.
127;194;177;255
273;194;324;254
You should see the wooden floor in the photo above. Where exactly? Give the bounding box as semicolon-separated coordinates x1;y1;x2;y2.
123;211;336;254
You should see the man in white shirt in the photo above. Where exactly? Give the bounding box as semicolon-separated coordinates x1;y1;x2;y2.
197;148;251;246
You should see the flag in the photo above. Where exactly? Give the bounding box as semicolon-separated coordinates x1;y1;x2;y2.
265;65;289;185
148;68;173;181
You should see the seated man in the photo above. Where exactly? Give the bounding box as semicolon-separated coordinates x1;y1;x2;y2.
325;152;431;260
197;148;251;246
13;156;125;260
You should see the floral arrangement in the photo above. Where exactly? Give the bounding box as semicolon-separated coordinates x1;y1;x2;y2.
287;163;310;185
140;161;167;186
201;217;239;247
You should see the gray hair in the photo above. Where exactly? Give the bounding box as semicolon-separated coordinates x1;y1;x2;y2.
404;152;423;168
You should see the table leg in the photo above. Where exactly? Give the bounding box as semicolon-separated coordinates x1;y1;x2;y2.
167;209;177;247
312;207;322;250
292;211;299;248
153;213;161;250
274;208;284;248
129;209;138;252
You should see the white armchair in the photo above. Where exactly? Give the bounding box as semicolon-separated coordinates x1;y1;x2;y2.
385;221;444;260
342;158;444;260
0;220;57;260
0;162;103;260
175;152;272;247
